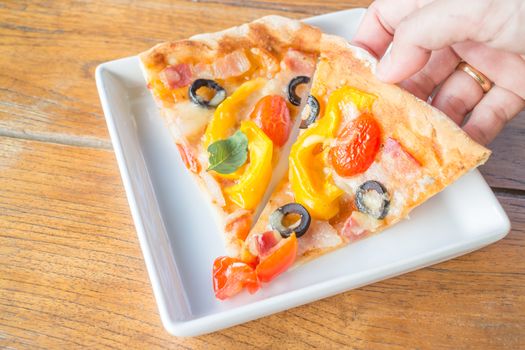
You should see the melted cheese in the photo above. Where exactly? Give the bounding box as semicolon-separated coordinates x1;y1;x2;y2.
332;161;407;219
298;220;342;256
362;190;387;216
166;102;213;139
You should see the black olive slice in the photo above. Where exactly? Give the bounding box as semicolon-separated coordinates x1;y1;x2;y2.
189;79;226;108
299;95;320;129
287;76;310;106
355;180;390;219
270;203;311;238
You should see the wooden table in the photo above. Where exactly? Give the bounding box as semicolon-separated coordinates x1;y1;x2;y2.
1;1;524;348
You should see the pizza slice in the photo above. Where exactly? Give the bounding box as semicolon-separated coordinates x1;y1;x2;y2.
139;16;321;257
212;34;491;300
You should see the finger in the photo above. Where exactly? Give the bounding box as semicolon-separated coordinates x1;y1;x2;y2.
398;47;460;100
377;0;503;83
463;86;525;145
453;41;525;100
431;70;485;125
351;2;394;58
351;0;422;58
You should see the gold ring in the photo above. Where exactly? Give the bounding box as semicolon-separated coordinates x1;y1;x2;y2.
456;62;492;93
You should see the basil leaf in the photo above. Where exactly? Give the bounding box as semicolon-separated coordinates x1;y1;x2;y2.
207;131;248;174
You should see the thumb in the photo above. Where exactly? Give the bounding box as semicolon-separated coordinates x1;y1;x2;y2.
376;44;431;83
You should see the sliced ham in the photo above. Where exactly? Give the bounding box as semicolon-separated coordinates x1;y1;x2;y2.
382;137;421;179
192;63;214;80
255;231;281;257
384;137;420;165
245;230;282;258
159;50;250;90
159;63;193;89
212;50;251;79
341;212;379;242
342;215;366;241
281;49;316;76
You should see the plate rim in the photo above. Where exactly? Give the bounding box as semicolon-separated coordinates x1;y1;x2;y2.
95;8;511;337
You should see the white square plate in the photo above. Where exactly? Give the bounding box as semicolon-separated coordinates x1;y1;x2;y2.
95;8;510;337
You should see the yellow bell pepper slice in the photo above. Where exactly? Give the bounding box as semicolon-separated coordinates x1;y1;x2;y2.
203;78;266;148
224;120;273;210
204;78;266;180
316;86;376;137
290;131;343;220
289;86;376;220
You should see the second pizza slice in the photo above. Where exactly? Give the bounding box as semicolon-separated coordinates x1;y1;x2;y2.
212;34;491;300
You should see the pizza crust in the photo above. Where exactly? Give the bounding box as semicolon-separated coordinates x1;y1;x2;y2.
139;15;321;77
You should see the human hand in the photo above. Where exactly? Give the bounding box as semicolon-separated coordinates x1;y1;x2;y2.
352;0;525;145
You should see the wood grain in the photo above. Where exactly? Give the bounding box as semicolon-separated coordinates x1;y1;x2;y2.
0;0;367;144
1;0;524;348
480;111;525;191
191;0;368;14
1;137;524;349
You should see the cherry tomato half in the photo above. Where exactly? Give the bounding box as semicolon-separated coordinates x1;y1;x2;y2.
329;113;381;177
213;256;260;300
256;233;297;283
251;95;291;147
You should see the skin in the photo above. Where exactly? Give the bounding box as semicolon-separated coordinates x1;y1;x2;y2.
351;0;525;145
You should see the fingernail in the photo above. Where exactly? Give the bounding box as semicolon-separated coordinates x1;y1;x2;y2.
376;54;392;82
